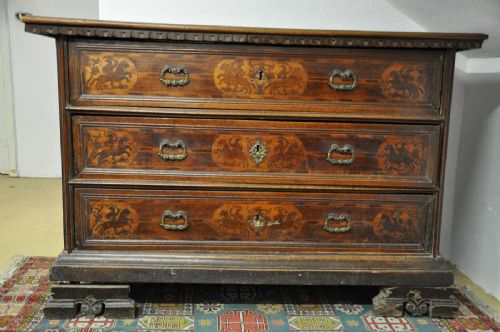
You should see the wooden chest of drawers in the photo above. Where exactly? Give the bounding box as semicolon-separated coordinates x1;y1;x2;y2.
21;14;486;319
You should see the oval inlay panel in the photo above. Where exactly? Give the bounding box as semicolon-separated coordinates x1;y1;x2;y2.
376;137;424;176
381;64;427;100
211;134;307;171
85;128;136;167
88;202;139;239
213;203;303;238
214;59;308;98
82;52;138;94
372;209;418;242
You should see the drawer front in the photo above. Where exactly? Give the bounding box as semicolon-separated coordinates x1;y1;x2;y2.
75;188;435;253
69;40;443;119
73;115;439;188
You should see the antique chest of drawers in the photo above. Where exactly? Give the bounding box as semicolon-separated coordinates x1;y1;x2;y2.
20;14;486;318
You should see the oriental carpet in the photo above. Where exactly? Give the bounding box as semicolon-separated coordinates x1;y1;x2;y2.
1;258;498;332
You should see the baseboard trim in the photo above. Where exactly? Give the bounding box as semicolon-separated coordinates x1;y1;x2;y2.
453;267;500;323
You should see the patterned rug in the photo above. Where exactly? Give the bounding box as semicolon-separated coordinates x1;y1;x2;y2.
0;258;498;331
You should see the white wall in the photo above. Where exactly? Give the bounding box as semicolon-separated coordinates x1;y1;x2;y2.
5;0;98;177
387;0;500;57
99;0;424;31
443;69;500;299
440;70;466;264
0;0;17;176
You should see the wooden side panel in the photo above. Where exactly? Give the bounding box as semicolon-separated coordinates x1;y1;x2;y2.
75;188;435;253
68;40;443;118
72;115;439;188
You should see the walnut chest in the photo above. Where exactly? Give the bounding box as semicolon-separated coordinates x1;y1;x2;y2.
21;14;487;318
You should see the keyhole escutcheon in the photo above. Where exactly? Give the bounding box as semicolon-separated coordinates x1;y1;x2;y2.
258;70;264;80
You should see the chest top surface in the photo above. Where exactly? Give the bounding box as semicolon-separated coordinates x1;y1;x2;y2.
20;14;487;50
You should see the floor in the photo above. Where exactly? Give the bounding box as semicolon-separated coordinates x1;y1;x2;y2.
0;175;63;268
0;175;498;322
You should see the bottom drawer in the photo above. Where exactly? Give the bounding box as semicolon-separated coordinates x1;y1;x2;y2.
74;188;435;253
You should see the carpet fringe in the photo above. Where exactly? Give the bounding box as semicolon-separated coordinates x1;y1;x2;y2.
0;255;28;286
455;283;500;324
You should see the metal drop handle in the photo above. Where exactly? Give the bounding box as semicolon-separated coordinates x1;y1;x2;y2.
160;65;190;87
328;69;357;91
158;139;188;161
327;143;355;165
324;213;352;233
161;211;189;231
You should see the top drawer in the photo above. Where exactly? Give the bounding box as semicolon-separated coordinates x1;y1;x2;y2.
69;40;444;119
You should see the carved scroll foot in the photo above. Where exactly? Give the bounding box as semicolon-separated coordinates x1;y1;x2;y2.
44;284;136;319
373;287;459;318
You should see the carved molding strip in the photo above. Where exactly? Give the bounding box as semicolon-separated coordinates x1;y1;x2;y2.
25;24;484;50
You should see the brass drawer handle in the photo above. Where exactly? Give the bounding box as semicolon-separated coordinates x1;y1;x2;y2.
158;139;188;161
327;143;355;165
328;69;357;91
160;65;190;87
161;210;189;231
324;213;352;233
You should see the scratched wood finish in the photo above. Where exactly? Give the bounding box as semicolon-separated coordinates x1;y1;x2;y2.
75;187;435;253
72;115;439;188
68;40;444;118
50;250;454;286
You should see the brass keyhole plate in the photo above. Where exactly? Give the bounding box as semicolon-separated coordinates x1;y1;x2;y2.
249;139;268;165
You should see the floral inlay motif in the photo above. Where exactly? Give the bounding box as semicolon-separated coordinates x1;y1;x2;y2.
211;134;306;171
214;59;307;97
213;203;302;237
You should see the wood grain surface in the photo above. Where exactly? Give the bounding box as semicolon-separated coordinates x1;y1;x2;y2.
20;15;480;293
68;40;444;117
72;115;439;188
75;187;435;253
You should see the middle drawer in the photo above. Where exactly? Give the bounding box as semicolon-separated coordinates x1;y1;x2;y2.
72;115;439;188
